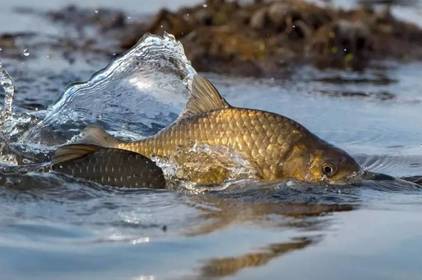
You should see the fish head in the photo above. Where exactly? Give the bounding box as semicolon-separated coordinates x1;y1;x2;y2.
306;144;361;185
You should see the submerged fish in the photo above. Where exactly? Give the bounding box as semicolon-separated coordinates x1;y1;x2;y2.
52;144;166;188
55;75;361;185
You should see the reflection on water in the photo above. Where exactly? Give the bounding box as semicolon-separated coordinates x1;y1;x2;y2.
187;187;357;235
0;170;359;279
184;189;353;278
200;237;319;279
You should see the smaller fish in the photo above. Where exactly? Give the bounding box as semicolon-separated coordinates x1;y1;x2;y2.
52;144;166;188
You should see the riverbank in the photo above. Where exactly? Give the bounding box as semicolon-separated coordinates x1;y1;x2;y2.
2;0;422;77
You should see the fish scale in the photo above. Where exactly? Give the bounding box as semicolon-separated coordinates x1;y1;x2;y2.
55;75;361;186
117;108;308;183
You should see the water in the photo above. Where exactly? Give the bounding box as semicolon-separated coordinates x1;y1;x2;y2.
1;1;422;280
0;63;15;119
25;33;195;143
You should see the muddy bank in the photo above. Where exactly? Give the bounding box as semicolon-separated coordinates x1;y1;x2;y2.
2;0;422;78
131;0;422;75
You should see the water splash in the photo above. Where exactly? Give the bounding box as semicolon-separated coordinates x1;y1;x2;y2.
22;49;30;57
0;33;198;164
156;143;258;191
0;63;15;120
0;63;21;165
0;63;47;163
24;33;196;144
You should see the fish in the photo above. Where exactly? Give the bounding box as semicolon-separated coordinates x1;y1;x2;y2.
54;75;362;186
52;144;166;188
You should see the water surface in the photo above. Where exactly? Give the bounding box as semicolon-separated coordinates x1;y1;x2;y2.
0;1;422;280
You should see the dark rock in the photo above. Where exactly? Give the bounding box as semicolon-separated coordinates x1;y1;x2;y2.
250;8;268;30
310;19;372;69
133;0;422;75
267;2;291;28
12;0;422;77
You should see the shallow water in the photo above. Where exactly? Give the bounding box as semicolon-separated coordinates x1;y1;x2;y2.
1;1;422;280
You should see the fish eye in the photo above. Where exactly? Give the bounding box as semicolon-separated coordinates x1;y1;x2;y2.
321;162;337;177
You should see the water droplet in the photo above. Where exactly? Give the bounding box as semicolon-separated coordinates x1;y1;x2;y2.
202;3;208;8
343;48;348;52
23;49;30;57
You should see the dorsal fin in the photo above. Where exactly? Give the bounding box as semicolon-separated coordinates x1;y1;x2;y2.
180;75;231;119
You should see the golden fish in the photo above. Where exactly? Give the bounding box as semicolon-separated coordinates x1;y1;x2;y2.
54;75;361;185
